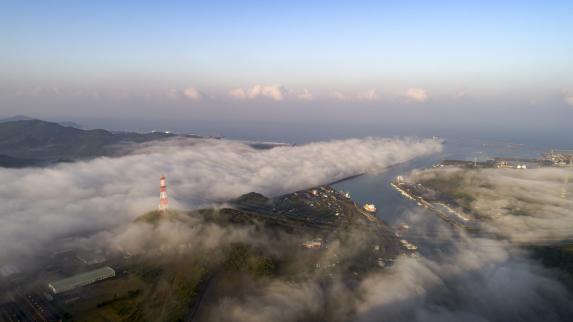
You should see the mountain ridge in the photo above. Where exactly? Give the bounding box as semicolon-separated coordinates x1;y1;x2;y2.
0;119;175;164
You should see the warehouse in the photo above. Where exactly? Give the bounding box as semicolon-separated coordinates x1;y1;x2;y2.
48;266;115;294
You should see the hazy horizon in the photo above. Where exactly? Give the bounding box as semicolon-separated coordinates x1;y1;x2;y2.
2;1;573;146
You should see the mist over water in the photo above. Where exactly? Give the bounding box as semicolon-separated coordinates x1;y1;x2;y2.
1;134;571;321
2;1;573;320
0;136;441;264
333;139;573;322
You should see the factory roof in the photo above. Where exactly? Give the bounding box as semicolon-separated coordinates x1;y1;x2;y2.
48;266;115;294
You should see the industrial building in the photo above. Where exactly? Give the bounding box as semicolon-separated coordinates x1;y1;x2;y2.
48;266;115;294
544;150;573;166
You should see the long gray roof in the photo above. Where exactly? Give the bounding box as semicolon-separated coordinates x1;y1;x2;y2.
49;266;115;293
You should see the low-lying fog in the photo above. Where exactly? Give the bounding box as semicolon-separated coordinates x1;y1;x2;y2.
409;167;573;243
0;137;440;263
2;137;572;321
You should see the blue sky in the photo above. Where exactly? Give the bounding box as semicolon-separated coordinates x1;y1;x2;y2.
1;1;572;143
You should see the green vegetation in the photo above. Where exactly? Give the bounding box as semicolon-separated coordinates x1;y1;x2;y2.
421;175;463;194
96;290;141;308
135;210;186;225
131;266;164;283
61;273;148;322
225;245;277;277
62;187;401;321
451;191;476;209
0;119;175;160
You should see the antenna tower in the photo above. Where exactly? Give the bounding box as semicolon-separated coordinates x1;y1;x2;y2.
158;176;168;212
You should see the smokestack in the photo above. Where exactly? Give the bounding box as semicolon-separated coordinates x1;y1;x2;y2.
158;176;168;212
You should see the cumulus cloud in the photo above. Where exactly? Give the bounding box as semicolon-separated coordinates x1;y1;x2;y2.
167;87;204;101
329;89;380;102
182;87;203;100
454;89;467;98
296;88;313;101
357;89;380;101
229;84;313;101
0;137;441;263
405;88;430;103
563;90;573;107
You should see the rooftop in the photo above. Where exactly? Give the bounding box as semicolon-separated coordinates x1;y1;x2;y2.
48;266;115;294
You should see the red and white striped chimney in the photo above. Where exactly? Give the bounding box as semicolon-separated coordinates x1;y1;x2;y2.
158;176;168;212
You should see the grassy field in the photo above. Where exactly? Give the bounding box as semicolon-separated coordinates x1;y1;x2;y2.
63;274;147;321
62;253;213;322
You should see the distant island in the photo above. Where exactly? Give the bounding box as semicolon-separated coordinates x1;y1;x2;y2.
0;117;286;168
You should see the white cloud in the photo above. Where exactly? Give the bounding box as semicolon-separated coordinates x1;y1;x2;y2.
355;230;573;322
167;87;204;101
409;167;573;243
182;87;203;100
3;137;572;321
197;206;573;322
228;88;248;100
229;84;288;101
0;137;442;263
330;89;380;102
229;85;314;102
454;89;467;98
297;88;313;101
357;89;380;101
563;90;573;107
405;88;430;103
